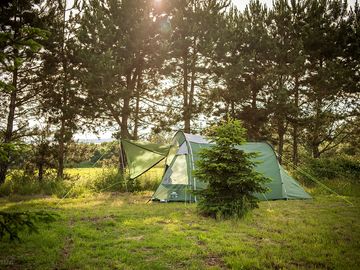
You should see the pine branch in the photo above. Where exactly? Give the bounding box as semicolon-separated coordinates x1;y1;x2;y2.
0;211;58;241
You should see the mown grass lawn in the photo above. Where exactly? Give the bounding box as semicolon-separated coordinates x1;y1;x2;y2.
0;193;359;270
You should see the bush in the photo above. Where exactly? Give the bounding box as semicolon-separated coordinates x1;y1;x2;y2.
294;155;360;185
0;167;163;198
289;154;360;197
92;168;126;192
0;170;68;197
194;118;270;219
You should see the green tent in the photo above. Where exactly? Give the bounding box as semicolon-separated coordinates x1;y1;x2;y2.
121;139;170;179
122;131;311;202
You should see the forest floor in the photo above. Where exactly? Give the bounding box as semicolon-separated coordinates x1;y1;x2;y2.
0;191;359;269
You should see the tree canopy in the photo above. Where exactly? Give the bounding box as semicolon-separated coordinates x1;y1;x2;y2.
0;0;359;183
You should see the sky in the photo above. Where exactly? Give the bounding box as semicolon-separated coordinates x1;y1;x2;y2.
232;0;272;10
232;0;357;10
66;0;358;11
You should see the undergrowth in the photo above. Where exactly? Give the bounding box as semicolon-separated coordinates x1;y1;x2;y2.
0;167;163;198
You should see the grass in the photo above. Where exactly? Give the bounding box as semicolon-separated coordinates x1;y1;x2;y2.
0;192;359;269
0;167;164;197
65;167;164;194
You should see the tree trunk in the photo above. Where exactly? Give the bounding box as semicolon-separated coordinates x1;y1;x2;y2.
187;50;196;134
38;163;44;182
119;142;127;174
0;62;18;184
133;71;142;140
0;167;7;185
311;60;323;159
133;95;140;140
118;69;138;173
121;95;131;139
230;100;235;118
292;76;299;165
312;146;320;158
312;96;322;159
182;44;190;133
118;94;131;173
57;0;67;179
277;120;285;164
57;117;65;178
249;73;259;140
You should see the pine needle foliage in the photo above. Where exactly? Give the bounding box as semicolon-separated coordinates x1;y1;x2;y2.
194;119;270;219
0;211;58;241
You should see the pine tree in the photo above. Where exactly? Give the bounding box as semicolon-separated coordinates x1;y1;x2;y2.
40;0;84;178
76;0;165;140
194;118;269;219
160;0;230;133
302;0;359;158
217;0;272;140
267;0;307;163
0;0;49;183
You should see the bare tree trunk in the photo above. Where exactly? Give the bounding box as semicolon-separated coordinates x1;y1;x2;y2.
57;117;65;178
312;96;322;159
249;73;259;140
311;60;324;159
187;49;196;134
292;76;299;165
133;72;142;140
277;121;285;164
118;143;126;174
230;100;235;118
38;163;44;182
118;69;138;173
313;146;320;158
57;0;67;179
0;166;7;185
0;66;18;184
277;75;286;164
183;47;190;133
121;95;132;139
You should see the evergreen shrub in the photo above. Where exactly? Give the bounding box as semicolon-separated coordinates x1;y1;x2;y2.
194;119;270;219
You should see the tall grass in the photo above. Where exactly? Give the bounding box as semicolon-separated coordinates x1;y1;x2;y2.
290;154;360;197
0;167;163;198
2;158;359;199
0;170;68;197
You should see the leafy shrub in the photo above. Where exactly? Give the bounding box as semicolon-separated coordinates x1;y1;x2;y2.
0;170;69;197
289;154;360;197
294;155;360;185
92;168;126;192
194;119;270;219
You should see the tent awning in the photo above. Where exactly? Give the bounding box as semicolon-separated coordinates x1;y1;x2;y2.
121;139;170;179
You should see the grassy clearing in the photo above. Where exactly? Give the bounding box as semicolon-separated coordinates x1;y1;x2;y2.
0;192;359;269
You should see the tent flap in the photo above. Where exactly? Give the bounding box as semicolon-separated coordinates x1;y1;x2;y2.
122;139;170;179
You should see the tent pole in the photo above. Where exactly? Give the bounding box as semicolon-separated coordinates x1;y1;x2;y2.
185;187;187;205
186;139;197;203
119;139;128;192
119;139;126;173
